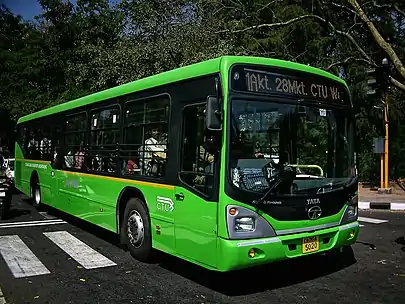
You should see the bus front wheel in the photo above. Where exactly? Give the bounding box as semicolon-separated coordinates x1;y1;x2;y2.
121;197;153;262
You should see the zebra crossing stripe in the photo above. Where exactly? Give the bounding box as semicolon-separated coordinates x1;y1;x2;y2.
358;216;388;224
0;235;51;278
0;286;6;304
43;231;117;269
39;212;58;220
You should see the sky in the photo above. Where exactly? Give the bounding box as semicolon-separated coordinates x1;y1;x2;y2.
2;0;76;20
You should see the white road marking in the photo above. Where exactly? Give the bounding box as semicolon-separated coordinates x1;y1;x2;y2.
358;216;388;224
390;203;405;211
39;212;58;220
43;231;117;269
0;219;66;229
358;202;370;209
0;235;51;278
0;286;5;304
360;224;365;227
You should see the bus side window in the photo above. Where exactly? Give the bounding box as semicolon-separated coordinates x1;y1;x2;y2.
64;112;87;171
17;125;28;157
27;125;40;160
88;106;120;174
122;96;169;178
40;124;52;161
179;104;215;196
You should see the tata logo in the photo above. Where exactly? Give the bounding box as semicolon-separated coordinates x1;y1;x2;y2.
307;206;322;220
306;198;320;205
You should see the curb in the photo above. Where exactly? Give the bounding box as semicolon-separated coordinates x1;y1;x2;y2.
359;201;405;211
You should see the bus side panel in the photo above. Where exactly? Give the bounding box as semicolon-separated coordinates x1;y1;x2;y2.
37;164;54;205
49;171;176;255
53;171;118;232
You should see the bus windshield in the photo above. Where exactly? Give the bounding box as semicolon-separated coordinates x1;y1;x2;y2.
229;99;355;196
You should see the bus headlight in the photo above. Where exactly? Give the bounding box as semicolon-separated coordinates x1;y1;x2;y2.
235;217;255;232
340;195;358;225
346;205;358;218
226;205;276;240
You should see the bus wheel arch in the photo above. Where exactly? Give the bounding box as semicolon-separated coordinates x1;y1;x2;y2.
30;171;41;209
117;186;149;233
117;187;153;262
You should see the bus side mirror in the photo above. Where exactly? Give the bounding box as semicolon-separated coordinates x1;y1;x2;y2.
206;96;222;131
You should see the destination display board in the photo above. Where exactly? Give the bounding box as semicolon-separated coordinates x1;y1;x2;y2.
230;64;350;105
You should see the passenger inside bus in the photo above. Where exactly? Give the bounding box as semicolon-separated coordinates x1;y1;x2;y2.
140;127;167;176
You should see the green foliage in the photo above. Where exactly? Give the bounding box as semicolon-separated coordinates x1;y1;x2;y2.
0;0;405;182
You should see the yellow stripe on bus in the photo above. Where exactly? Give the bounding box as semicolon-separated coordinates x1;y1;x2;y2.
16;158;174;190
61;170;174;190
15;158;51;165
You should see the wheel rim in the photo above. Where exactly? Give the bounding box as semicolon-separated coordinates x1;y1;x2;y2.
34;187;40;206
127;210;144;248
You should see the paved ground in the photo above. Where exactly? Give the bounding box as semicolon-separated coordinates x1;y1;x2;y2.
0;194;404;304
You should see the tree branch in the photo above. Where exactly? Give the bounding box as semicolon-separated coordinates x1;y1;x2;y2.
391;77;405;92
367;1;405;17
393;4;405;17
334;28;372;62
348;0;405;80
214;7;405;91
215;14;326;34
371;1;391;9
325;57;374;71
331;2;356;15
215;13;373;63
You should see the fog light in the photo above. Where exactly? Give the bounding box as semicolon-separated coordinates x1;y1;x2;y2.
349;230;355;239
248;248;255;258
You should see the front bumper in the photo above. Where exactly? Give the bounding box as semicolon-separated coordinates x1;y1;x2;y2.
217;221;359;271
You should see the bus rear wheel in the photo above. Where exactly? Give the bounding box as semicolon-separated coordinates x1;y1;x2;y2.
31;183;41;209
121;197;153;262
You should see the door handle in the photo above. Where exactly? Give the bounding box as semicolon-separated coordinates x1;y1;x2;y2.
175;193;184;201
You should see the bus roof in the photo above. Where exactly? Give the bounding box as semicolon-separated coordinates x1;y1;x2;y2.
17;56;347;124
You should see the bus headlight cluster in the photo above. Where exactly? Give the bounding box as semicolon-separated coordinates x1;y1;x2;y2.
235;217;255;232
346;205;358;219
226;205;276;240
340;195;358;225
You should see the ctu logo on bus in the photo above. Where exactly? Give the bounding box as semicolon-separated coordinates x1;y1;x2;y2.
306;198;320;205
156;196;174;212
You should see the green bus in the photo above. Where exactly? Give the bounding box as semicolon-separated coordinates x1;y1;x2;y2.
14;56;359;271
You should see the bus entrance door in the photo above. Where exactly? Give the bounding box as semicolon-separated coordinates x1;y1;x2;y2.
173;186;218;269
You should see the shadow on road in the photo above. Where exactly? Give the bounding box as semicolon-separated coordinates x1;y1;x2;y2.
394;236;405;252
27;196;357;295
31;202;122;247
7;208;31;219
156;247;357;296
355;240;377;250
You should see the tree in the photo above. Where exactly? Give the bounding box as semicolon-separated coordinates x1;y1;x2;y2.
213;0;405;91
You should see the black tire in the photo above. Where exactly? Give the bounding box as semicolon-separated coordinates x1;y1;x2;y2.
120;197;153;262
31;181;42;209
0;205;6;220
0;195;11;220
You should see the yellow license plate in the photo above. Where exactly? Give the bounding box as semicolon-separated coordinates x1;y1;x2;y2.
302;236;319;253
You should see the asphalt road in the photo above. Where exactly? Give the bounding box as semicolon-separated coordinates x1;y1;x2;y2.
0;194;404;304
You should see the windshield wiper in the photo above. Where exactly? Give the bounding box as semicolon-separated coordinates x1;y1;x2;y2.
343;175;358;189
252;175;282;206
252;166;295;206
